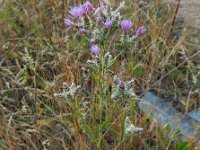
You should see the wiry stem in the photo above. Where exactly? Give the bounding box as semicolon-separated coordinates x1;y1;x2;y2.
168;0;181;39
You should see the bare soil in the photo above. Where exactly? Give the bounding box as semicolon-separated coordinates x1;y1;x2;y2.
168;0;200;31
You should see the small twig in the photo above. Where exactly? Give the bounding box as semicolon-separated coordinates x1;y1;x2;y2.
61;0;65;49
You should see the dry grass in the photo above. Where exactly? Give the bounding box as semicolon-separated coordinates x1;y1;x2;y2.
0;0;199;149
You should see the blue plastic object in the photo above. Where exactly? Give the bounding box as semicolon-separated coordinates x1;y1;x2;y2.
188;109;200;122
139;92;200;142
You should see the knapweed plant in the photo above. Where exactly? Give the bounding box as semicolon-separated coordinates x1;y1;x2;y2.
1;0;199;149
57;0;146;148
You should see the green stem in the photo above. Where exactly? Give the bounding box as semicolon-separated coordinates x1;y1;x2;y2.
98;43;107;149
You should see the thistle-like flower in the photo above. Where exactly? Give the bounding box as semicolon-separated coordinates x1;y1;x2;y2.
79;28;87;34
119;80;125;88
84;1;94;12
69;2;93;18
79;4;87;17
121;20;133;32
111;75;135;101
104;18;113;28
96;15;103;25
69;6;82;18
135;26;146;37
64;19;74;27
90;45;101;56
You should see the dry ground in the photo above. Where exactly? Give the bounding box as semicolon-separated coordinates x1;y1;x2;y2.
168;0;200;32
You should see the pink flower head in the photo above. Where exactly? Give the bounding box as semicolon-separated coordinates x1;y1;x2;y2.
121;20;133;32
90;45;100;56
84;1;94;12
79;28;87;33
119;80;125;88
99;0;103;7
79;4;87;16
105;18;113;28
64;19;74;27
69;6;81;18
135;26;147;37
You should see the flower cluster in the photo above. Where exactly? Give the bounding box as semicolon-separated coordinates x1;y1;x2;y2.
69;1;94;19
111;75;135;101
90;45;101;56
54;82;81;101
64;1;146;56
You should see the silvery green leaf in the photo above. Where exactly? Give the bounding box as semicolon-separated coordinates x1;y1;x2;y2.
124;116;143;136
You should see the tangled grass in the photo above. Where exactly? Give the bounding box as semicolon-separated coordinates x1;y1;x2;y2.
0;0;200;149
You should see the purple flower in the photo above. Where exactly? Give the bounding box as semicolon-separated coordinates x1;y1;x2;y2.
79;4;87;16
135;26;146;37
64;19;74;27
119;80;125;88
84;1;94;12
121;20;133;32
96;15;102;24
69;4;89;18
79;28;87;33
99;0;103;7
104;18;113;28
69;6;81;18
90;45;100;56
